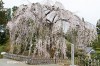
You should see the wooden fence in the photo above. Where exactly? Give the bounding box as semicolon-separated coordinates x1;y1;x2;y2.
4;53;100;66
74;57;100;66
80;59;100;66
3;53;69;65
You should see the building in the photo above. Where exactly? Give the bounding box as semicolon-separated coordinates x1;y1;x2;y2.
84;47;95;59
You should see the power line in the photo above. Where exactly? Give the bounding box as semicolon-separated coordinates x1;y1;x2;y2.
26;0;31;3
21;0;31;4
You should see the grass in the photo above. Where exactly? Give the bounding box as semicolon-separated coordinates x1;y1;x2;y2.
95;48;100;54
96;51;100;54
0;39;10;58
96;48;100;51
0;45;5;58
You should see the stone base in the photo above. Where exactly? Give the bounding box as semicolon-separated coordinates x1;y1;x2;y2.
70;65;77;66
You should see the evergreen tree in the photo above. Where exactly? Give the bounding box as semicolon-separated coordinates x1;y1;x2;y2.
97;19;100;34
0;0;7;25
92;19;100;49
12;6;18;16
0;0;9;44
6;8;11;21
0;0;4;10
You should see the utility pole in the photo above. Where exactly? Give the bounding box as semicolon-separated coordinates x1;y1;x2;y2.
71;44;74;66
70;44;76;66
68;20;77;66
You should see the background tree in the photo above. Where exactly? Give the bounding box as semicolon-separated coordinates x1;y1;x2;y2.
0;0;10;58
6;8;11;21
93;19;100;49
0;0;4;10
90;19;100;60
12;6;18;16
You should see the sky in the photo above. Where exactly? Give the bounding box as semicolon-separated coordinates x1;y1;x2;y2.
2;0;100;25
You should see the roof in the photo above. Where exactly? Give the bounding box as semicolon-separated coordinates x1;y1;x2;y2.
85;47;95;54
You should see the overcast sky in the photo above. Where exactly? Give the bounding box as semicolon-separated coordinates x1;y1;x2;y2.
3;0;100;25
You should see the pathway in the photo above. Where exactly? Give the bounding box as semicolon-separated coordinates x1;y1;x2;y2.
0;59;62;66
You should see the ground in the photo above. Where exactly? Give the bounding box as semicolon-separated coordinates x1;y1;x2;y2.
0;59;62;66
